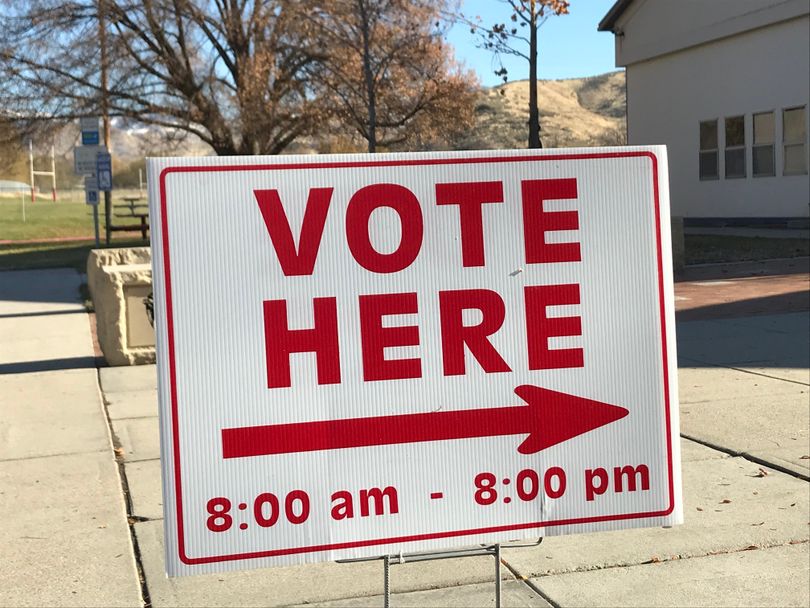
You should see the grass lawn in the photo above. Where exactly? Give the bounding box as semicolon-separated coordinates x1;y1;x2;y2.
685;235;809;265
1;198;104;241
0;191;145;241
0;192;150;272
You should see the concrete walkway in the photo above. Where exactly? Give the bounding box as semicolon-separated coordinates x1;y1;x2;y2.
1;267;808;607
0;269;142;607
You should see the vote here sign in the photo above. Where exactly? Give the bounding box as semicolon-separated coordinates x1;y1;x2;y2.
148;148;682;576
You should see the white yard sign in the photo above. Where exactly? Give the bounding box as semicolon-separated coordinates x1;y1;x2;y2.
148;148;682;576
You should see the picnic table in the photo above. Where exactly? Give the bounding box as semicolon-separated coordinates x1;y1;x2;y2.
112;196;149;240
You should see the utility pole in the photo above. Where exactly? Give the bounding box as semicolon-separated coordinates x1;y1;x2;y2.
99;0;112;244
528;0;542;149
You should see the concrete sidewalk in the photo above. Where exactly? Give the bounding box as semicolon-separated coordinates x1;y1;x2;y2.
1;267;808;607
0;269;142;607
99;314;809;607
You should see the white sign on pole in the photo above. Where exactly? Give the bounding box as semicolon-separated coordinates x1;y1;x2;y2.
74;145;104;175
148;148;682;577
84;175;99;206
80;116;100;131
80;116;100;146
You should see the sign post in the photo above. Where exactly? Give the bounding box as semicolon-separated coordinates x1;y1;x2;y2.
74;117;106;248
148;148;682;577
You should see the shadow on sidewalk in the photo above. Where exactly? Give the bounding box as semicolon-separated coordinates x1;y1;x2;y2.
676;306;809;370
0;267;83;305
676;290;810;322
0;309;87;320
0;356;101;374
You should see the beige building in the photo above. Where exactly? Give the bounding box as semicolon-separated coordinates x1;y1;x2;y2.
599;0;809;223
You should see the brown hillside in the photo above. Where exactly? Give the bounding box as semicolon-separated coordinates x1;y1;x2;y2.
61;70;626;164
457;71;626;150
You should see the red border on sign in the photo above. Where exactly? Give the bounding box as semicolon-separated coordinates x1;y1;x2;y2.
158;151;674;565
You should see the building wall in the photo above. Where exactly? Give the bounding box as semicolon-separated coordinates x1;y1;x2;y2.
614;0;809;67
625;16;809;218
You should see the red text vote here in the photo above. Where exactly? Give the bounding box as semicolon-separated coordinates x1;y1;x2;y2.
256;178;584;389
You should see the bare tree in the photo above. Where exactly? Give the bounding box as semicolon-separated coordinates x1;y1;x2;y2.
309;0;477;153
461;0;569;149
0;119;26;179
0;0;327;155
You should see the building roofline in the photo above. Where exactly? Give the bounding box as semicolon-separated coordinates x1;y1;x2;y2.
598;0;634;32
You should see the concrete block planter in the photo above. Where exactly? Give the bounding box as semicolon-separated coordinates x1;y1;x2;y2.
87;247;155;366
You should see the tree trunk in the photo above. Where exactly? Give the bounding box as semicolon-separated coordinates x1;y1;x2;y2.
358;0;377;153
528;1;542;149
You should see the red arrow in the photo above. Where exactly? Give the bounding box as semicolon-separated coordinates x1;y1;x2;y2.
221;386;628;459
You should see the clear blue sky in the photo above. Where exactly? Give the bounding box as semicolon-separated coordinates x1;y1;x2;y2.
446;0;620;87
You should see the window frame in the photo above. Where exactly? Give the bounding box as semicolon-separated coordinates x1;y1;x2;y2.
699;118;719;181
782;105;808;176
723;115;746;179
752;110;775;178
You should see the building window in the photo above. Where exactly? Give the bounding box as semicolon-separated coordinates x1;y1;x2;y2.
752;111;775;177
724;115;745;178
699;120;718;180
783;106;807;175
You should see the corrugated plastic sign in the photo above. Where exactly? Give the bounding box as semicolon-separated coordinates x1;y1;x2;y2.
148;148;682;576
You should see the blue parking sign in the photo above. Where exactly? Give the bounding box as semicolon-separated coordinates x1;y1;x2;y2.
97;152;112;191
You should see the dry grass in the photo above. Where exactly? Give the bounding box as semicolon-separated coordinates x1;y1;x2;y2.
685;235;810;265
458;71;626;150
